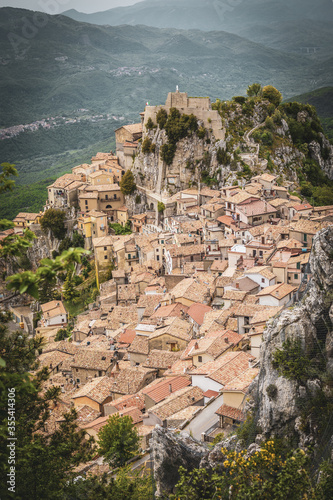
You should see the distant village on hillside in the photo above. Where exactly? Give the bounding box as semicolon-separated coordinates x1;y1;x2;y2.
2;89;333;476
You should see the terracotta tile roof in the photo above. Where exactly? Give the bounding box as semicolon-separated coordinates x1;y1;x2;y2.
223;367;258;392
107;305;138;330
222;290;247;302
167;244;206;258
259;173;277;182
163;359;193;376
276;238;303;250
148;317;192;342
38;350;73;371
75;405;101;424
187;303;212;326
143;350;182;370
112;366;156;395
142;375;191;403
187;330;242;360
151;302;189;319
257;283;297;299
170;278;211;303
215;404;245;421
291;219;331;234
233;303;267;318
207;352;255;385
127;335;150;355
245;266;276;280
210;260;229;272
148;386;204;421
238;200;277;216
203;389;219;398
72;376;114;404
104;393;145;411
250;307;282;325
117;284;137;302
116;329;136;345
225;191;259;205
71;350;114;371
41;300;67;318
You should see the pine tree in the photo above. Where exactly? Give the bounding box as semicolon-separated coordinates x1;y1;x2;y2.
120;170;136;195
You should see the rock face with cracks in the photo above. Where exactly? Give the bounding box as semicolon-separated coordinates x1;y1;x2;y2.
151;426;207;497
250;226;333;449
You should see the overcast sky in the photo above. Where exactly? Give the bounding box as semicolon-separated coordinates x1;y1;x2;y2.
0;0;143;13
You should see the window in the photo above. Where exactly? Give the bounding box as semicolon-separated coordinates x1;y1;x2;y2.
161;240;164;244
98;371;103;377
259;250;263;257
76;379;80;383
105;194;108;200
104;247;107;251
261;278;265;283
297;262;301;270
114;194;117;199
85;200;88;205
128;254;131;259
104;256;108;260
198;356;202;363
294;274;298;280
62;318;64;322
303;233;307;242
156;255;160;261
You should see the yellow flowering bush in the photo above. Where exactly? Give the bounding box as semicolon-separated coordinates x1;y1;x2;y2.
169;440;327;500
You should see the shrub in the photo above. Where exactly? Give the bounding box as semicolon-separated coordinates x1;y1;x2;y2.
262;85;282;107
145;117;155;130
141;137;152;154
197;127;206;139
156;108;168;129
157;202;165;213
266;384;278;400
120;170;136;195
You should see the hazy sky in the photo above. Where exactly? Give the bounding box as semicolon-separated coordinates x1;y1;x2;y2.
0;0;143;13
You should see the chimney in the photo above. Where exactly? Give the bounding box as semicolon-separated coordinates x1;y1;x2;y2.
224;337;229;344
195;342;199;349
235;282;239;289
169;384;172;393
116;361;120;372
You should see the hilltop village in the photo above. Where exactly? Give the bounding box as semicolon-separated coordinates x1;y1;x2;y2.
3;90;333;476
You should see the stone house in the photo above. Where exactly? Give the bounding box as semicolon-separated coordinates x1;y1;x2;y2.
71;350;115;385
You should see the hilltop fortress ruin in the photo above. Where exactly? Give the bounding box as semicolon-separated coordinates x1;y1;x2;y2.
115;89;226;218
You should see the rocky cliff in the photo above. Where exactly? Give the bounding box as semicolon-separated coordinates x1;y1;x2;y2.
250;226;333;450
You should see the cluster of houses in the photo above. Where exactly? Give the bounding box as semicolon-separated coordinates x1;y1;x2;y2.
3;91;333;473
16;166;331;456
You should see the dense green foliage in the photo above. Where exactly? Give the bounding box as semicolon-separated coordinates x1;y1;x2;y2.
262;85;283;107
64;466;153;499
6;247;88;300
141;137;155;154
110;221;132;235
0;163;17;194
159;108;198;164
170;440;332;499
40;209;66;240
0;313;96;500
120;170;136;195
157;202;165;213
98;414;140;467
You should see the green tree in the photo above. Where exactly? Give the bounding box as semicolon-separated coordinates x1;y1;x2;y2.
141;137;153;154
145;117;155;130
156;108;168;129
262;85;283;107
157;202;165;213
98;414;140;468
120;170;136;195
247;83;262;97
63;466;153;500
0;162;18;194
40;209;66;240
63;272;79;302
6;247;88;300
0;313;96;499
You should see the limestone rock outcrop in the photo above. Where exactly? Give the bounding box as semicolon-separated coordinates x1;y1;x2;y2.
151;426;207;497
251;226;333;448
